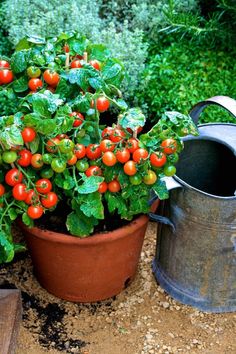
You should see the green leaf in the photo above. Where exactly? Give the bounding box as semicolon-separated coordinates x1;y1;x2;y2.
115;99;128;111
0;231;14;263
13;76;29;92
0;125;24;148
55;78;74;98
68;37;89;55
8;208;18;221
67;69;89;91
29;135;40;154
152;179;169;200
15;38;31;51
29;91;63;116
11;50;29;73
72;93;91;113
54;105;74;134
90;44;110;61
119;108;146;130
102;59;124;86
24;114;57;135
78;192;104;219
27;35;46;44
105;192;128;217
22;212;34;227
77;176;104;194
66;210;97;237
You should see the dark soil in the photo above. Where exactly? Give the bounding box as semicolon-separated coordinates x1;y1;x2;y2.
35;201;138;235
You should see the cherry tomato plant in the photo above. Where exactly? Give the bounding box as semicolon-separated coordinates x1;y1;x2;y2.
0;33;198;264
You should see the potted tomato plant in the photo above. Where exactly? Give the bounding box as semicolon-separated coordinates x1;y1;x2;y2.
0;33;198;302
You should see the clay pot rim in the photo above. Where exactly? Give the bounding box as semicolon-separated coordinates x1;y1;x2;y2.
19;213;149;246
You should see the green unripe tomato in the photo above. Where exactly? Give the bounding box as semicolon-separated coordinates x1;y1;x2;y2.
40;168;54;179
51;158;67;173
76;159;89;172
163;165;176;177
168;152;179;164
2;150;17;164
42;154;53;165
177;127;189;137
76;129;86;139
129;174;142;185
59;139;75;153
27;66;41;78
143;170;157;185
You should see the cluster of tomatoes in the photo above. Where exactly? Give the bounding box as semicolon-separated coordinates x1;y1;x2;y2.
0;126;60;219
0;60;14;85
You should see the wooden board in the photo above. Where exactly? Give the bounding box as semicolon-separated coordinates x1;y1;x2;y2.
0;290;22;354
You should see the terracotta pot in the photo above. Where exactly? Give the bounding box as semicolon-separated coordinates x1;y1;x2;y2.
20;201;158;302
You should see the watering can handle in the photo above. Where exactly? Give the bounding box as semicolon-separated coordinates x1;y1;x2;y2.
190;95;236;124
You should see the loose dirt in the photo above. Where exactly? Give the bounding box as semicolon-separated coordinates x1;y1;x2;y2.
0;222;235;354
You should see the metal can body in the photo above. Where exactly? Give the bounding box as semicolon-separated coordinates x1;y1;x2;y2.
152;96;236;312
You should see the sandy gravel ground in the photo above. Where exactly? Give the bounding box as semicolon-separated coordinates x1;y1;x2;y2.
0;222;235;354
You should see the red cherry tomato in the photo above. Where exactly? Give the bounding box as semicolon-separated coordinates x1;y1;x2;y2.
86;144;101;160
108;180;121;193
100;139;115;152
70;112;84;127
67;154;77;166
85;166;102;177
0;184;5;196
161;138;177;155
70;60;83;69
5;168;23;186
43;70;60;87
12;183;28;201
27;205;44;219
123;161;137;176
102;151;117;166
110;128;126;143
89;59;101;70
98;181;108;193
101;127;114;139
133;148;149;163
56;134;69;140
116;148;130;163
18;149;32;167
63;44;70;53
31;154;44;168
46;138;60;153
41;192;58;208
0;69;13;84
150;152;167;167
35;179;52;194
25;190;39;205
28;78;43;91
126;138;139;153
96;97;110;112
21;127;36;143
74;144;86;159
0;60;10;68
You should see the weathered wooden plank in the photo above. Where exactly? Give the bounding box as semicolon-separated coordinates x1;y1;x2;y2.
0;290;22;354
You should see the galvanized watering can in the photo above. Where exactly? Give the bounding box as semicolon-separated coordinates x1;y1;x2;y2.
151;96;236;313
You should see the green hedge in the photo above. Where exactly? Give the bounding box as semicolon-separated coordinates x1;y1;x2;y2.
137;40;236;123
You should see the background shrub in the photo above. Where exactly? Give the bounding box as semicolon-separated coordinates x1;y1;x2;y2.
136;39;236;123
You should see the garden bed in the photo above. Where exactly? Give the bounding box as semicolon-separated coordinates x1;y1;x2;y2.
0;222;235;354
